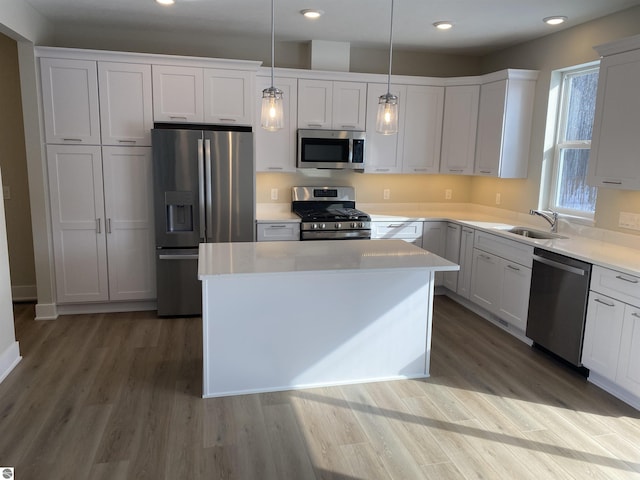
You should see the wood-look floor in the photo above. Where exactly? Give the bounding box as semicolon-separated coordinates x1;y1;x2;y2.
1;296;640;479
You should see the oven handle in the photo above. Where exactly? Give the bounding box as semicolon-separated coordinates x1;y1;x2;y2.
533;254;587;276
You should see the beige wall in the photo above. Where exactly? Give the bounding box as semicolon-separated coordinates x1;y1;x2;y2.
0;33;36;298
477;6;640;233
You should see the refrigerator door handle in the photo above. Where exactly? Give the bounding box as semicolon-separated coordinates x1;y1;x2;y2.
205;138;213;242
198;138;206;241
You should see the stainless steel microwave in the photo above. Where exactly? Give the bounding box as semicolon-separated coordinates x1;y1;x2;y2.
297;129;365;170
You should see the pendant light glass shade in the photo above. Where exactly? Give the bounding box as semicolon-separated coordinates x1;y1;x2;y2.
261;0;284;131
261;86;284;131
376;0;398;135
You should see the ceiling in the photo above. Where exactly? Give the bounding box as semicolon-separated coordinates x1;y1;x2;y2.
22;0;640;55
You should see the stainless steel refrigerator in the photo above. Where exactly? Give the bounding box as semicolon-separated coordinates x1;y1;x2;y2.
152;125;254;316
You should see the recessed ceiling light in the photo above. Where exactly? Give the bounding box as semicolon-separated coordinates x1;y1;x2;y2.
156;0;175;5
433;21;454;30
301;9;324;19
543;16;568;26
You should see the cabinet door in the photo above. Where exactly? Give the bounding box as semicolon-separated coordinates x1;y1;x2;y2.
332;81;367;130
440;85;479;175
364;83;405;173
47;145;108;303
442;223;461;291
402;85;444;174
588;49;640;190
256;223;300;241
203;69;253;125
470;249;501;314
498;261;532;330
102;146;156;301
152;65;204;123
255;76;298;172
298;79;332;129
98;62;153;146
582;293;625;379
616;305;640;397
423;221;447;286
40;58;101;145
474;79;506;176
456;227;474;299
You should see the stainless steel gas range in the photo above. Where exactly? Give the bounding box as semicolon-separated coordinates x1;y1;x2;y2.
292;186;371;240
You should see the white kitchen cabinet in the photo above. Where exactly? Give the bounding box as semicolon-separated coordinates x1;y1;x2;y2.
102;146;156;300
152;65;204;123
47;144;155;303
47;145;108;303
583;292;625;379
469;230;533;329
442;223;461;291
203;68;253;125
371;220;423;247
256;222;300;241
98;62;154;146
255;76;298;172
617;305;640;397
40;58;101;145
456;226;475;299
440;84;479;175
474;71;537;178
423;221;447;286
298;79;367;130
365;83;444;174
588;37;640;190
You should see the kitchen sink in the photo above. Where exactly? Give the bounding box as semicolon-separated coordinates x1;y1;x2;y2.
506;227;568;239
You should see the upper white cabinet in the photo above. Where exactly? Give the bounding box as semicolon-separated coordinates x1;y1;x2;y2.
152;65;204;123
588;36;640;190
152;65;253;125
255;75;298;172
440;84;479;175
365;83;444;174
474;71;537;178
40;58;101;145
298;79;367;130
98;62;153;146
203;68;254;125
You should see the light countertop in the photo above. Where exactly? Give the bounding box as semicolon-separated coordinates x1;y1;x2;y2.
198;239;459;278
255;203;640;277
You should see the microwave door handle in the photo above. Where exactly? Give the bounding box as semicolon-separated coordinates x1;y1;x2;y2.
198;139;206;242
205;138;213;243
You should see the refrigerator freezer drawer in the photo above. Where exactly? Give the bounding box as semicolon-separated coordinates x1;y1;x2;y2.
156;249;201;316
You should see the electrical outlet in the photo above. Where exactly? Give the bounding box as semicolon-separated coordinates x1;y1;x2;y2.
495;192;501;205
383;189;390;200
270;188;278;201
445;189;452;200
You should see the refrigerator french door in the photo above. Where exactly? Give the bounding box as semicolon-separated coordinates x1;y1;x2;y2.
152;125;254;316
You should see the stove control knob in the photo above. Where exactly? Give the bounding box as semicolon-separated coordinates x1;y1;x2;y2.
359;222;365;228
311;223;318;230
335;223;342;229
320;223;326;229
350;222;357;228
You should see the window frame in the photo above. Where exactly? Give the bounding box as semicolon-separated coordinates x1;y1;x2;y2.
546;62;600;222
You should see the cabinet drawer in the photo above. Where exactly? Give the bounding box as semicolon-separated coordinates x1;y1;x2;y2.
371;221;423;240
473;230;533;267
591;265;640;307
257;223;300;242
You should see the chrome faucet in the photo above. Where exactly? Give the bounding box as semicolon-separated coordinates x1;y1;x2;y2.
529;209;558;233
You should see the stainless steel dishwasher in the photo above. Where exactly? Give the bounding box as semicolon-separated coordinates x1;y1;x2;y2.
526;248;592;369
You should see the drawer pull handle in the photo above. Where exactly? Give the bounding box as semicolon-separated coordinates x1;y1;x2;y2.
95;218;101;234
341;125;356;129
63;138;82;142
449;169;464;173
479;170;491;174
307;124;322;128
118;140;136;144
479;254;491;260
267;167;284;170
595;298;615;307
632;312;640;319
269;225;287;229
507;264;520;271
602;180;622;185
448;224;458;230
169;116;188;120
615;275;639;284
219;118;237;122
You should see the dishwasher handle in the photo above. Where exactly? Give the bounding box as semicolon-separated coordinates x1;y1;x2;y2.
533;254;587;276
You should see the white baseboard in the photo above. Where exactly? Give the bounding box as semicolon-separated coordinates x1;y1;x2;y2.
0;341;21;384
35;302;58;321
57;301;157;316
11;284;37;302
587;372;640;411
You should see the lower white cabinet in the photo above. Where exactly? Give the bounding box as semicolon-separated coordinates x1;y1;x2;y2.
256;222;300;241
442;223;461;291
47;145;155;303
422;222;447;286
583;265;640;402
469;231;532;330
456;226;474;299
371;221;423;247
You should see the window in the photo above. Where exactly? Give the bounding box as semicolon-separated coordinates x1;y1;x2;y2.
549;65;599;218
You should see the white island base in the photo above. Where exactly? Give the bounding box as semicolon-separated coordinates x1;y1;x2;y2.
198;240;458;398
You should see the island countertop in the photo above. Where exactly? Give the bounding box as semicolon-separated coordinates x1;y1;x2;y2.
198;239;459;278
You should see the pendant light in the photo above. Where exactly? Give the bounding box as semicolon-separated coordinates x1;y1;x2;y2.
376;0;398;135
261;0;284;131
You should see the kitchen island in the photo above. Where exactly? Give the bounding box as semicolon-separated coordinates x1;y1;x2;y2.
198;239;458;398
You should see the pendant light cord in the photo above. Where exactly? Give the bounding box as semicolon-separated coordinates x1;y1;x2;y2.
386;0;394;94
270;0;275;87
